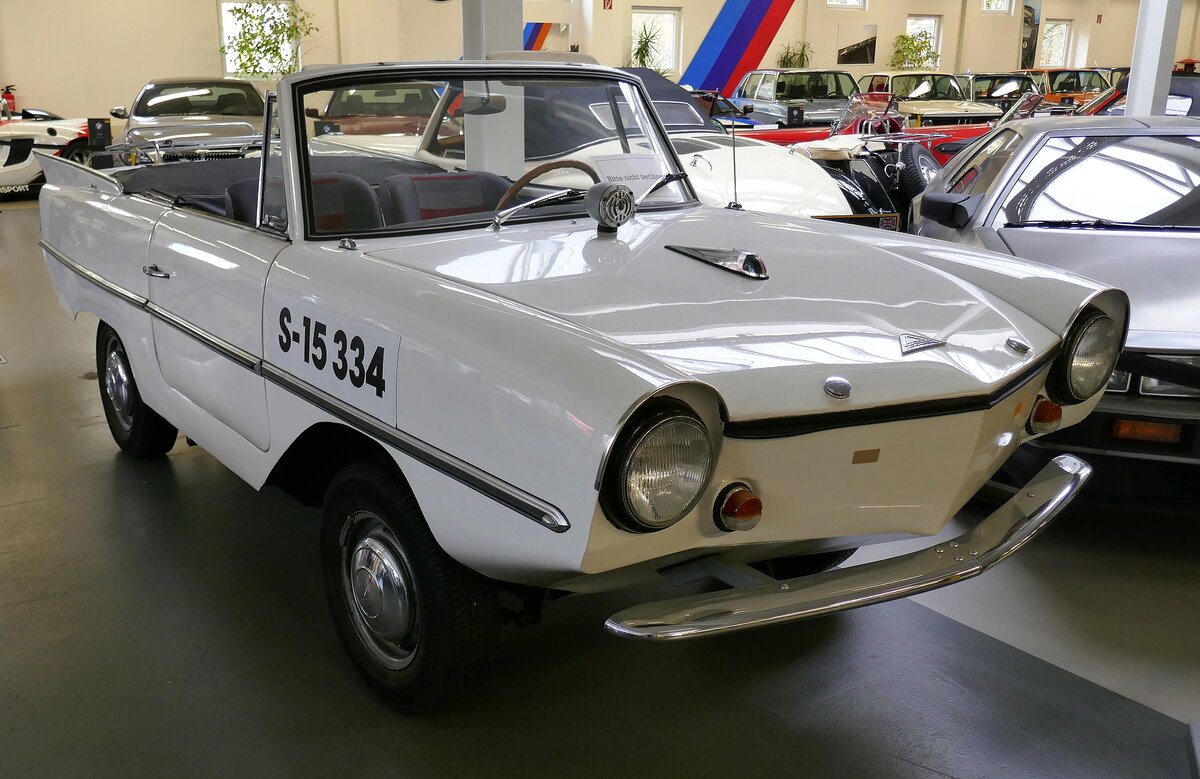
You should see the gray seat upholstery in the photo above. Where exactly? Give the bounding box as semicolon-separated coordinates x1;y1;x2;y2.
225;172;381;231
378;171;510;225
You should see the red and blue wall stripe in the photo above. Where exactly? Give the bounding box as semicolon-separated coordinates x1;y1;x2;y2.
523;22;552;51
682;0;796;96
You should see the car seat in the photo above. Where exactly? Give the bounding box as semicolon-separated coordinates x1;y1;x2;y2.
378;171;511;224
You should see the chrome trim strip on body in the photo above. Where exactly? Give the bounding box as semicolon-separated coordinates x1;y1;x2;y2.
40;240;148;309
143;302;260;372
44;238;569;532
606;453;1090;640
261;363;570;533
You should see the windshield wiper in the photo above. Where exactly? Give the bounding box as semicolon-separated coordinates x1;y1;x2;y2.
1004;219;1182;230
636;171;688;205
491;188;585;230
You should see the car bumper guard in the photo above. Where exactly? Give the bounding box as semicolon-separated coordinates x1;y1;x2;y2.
606;453;1091;640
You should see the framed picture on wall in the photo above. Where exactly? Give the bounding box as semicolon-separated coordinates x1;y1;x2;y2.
837;24;877;65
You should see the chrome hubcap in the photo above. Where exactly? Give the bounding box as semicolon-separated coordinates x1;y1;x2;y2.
918;157;940;183
104;349;134;432
343;512;417;669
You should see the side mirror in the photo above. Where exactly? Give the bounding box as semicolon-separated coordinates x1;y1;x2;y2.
305;107;320;118
109;106;128;119
919;192;978;229
742;104;754;115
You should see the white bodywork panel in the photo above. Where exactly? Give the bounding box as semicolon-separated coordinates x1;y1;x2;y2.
36;62;1123;591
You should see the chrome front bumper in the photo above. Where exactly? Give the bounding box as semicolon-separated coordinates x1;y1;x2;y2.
606;454;1090;640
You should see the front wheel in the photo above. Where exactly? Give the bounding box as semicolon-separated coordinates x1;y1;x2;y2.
96;322;177;457
321;458;500;713
62;139;91;166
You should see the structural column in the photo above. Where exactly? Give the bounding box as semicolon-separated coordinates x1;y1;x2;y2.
1125;0;1184;115
462;0;523;60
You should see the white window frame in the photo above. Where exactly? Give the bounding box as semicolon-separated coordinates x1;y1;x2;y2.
219;0;298;77
1039;19;1072;67
906;15;942;57
630;7;682;75
981;0;1013;13
827;0;866;9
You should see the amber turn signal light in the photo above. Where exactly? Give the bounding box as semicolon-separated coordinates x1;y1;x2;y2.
714;483;763;533
1027;397;1063;435
1110;420;1182;444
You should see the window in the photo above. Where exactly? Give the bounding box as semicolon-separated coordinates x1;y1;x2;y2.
981;0;1012;12
755;73;777;101
997;135;1200;227
948;129;1022;196
1039;20;1071;67
906;15;942;56
827;0;866;7
631;8;681;75
220;1;298;76
740;73;763;99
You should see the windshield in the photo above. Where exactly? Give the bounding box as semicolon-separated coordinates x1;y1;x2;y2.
1047;70;1109;93
297;73;691;236
973;76;1036;99
775;72;857;100
135;82;264;117
891;75;965;101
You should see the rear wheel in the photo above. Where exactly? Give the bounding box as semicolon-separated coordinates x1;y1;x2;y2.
62;139;90;166
321;458;500;713
96;322;177;457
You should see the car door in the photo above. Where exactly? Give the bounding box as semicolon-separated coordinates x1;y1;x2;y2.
144;97;287;451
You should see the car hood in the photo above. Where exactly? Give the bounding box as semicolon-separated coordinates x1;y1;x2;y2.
365;208;1060;421
776;98;847;117
669;131;850;217
998;226;1200;352
898;99;1001;116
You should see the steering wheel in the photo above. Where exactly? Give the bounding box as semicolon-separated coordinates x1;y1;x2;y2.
495;160;600;211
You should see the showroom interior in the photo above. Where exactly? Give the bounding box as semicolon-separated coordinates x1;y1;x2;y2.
2;0;1200;775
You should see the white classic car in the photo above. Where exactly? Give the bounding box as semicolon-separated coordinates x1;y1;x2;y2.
38;61;1127;712
0;104;89;195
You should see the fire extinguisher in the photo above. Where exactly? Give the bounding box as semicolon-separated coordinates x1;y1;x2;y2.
1;85;15;113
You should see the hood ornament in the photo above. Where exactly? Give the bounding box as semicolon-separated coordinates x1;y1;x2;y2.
899;333;946;355
665;245;768;280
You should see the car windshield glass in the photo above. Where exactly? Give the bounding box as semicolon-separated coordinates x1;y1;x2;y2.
998;134;1200;228
890;75;964;100
298;73;691;236
973;76;1035;99
137;83;265;117
1048;70;1108;93
775;72;856;100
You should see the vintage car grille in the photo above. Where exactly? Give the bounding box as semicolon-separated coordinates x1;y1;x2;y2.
917;116;990;127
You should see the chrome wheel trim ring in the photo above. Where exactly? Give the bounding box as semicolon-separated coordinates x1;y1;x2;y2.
342;511;419;670
918;155;940;183
104;347;135;433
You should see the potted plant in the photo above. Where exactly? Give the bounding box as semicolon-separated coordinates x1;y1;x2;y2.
888;32;940;70
221;0;318;78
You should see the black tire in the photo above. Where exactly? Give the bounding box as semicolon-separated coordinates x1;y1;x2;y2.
96;322;178;457
321;458;500;713
753;549;857;579
898;143;941;201
62;139;91;166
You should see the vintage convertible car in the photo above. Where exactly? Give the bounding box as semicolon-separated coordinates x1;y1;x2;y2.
39;60;1127;712
855;71;1001;126
0;103;88;196
110;77;265;161
912;115;1200;504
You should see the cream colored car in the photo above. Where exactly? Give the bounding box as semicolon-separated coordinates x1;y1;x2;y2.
857;71;1002;126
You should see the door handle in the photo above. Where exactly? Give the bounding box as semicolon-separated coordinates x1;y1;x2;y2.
142;265;172;279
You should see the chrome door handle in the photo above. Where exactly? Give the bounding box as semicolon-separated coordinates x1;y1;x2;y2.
142;265;172;279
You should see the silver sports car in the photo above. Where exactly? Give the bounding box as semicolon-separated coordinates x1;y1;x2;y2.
912;115;1200;502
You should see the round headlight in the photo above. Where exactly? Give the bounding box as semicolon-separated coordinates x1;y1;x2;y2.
1056;311;1123;403
610;411;714;532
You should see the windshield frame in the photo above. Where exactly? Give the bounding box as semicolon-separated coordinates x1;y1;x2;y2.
287;65;698;241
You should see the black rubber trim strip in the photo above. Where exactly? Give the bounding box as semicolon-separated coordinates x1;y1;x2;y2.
724;350;1057;440
43;238;570;533
261;363;570;533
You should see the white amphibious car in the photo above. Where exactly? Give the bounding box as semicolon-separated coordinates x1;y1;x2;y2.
39;61;1127;712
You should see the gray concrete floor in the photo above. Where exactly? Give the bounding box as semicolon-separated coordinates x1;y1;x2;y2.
1;201;1195;776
